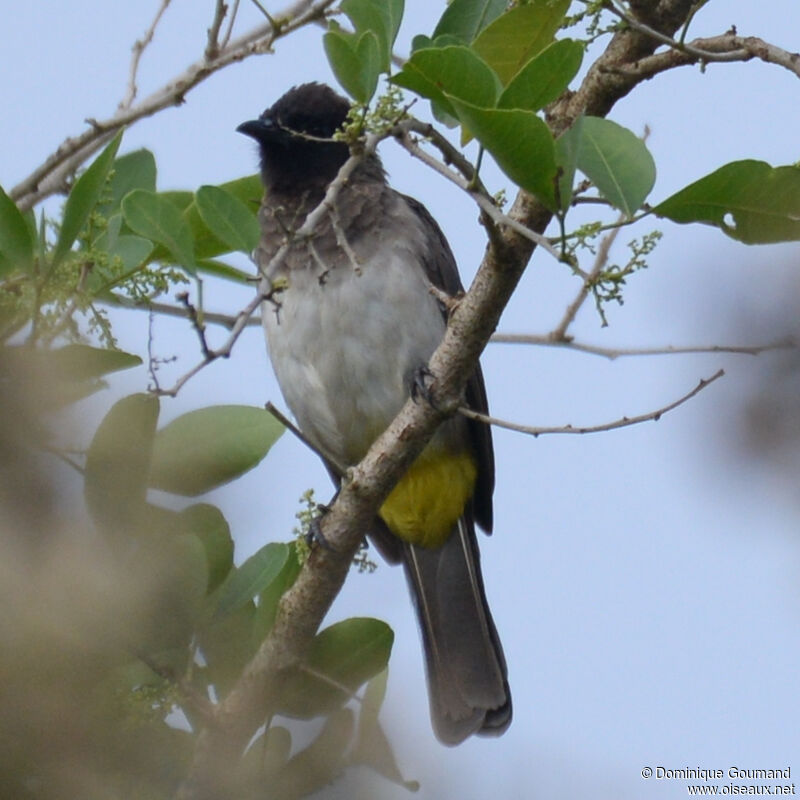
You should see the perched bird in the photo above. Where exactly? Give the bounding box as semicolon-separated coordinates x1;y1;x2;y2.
238;83;511;744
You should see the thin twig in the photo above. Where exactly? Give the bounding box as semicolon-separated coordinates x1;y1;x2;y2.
492;334;795;359
265;402;347;476
460;369;725;437
176;291;212;359
120;0;173;110
327;204;362;275
205;0;228;61
153;287;267;397
221;0;241;49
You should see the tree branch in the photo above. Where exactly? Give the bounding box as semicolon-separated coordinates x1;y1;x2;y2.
10;0;337;211
178;6;713;798
120;0;173;110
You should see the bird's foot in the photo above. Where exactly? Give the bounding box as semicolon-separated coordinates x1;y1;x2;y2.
410;364;439;409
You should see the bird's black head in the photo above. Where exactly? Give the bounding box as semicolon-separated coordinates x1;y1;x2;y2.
237;83;352;193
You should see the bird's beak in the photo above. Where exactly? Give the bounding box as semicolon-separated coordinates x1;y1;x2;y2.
236;117;279;142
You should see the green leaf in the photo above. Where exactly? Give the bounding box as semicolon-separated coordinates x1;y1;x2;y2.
450;100;558;208
498;39;584;111
178;504;234;593
278;618;394;718
215;542;289;618
104;148;157;214
0;184;34;276
180;174;262;262
323;28;381;104
341;0;404;71
411;33;463;52
52;130;123;268
122;189;197;274
654;160;800;244
149;405;283;496
252;542;302;643
555;114;584;211
159;190;194;213
84;393;159;535
195;185;260;254
392;45;499;115
576;117;656;216
432;0;507;42
473;0;571;84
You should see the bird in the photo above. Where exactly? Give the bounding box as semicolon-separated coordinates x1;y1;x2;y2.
237;82;511;744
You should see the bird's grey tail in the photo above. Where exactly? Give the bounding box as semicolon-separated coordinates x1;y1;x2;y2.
402;516;511;745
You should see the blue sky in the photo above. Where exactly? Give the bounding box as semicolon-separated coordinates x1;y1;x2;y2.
3;2;800;797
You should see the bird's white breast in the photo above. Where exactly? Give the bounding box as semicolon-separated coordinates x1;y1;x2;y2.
262;235;446;467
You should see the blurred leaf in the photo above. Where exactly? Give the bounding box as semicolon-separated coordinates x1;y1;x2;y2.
324;27;381;104
473;0;571;84
432;0;507;42
138;531;209;653
178;504;234;594
149;405;284;496
392;45;499;116
654;160;800;243
252;542;302;643
198;602;257;696
214;542;289;619
498;39;583;111
351;668;420;790
273;710;354;800
52;130;123;268
44;344;142;381
0;183;34;275
241;726;292;787
122;189;197;274
450;100;558;208
85;393;159;535
279;618;394;718
576;116;656;216
195;185;260;254
555;114;584;211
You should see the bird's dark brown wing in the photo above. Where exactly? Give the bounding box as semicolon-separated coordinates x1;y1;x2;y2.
400;193;495;534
